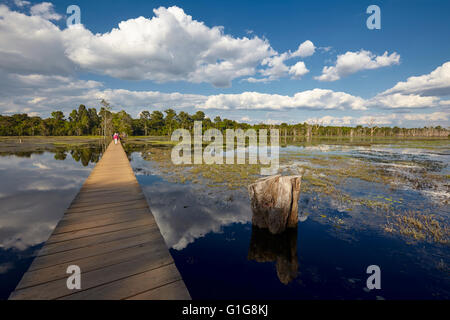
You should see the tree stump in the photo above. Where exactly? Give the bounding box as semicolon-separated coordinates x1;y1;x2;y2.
248;174;302;234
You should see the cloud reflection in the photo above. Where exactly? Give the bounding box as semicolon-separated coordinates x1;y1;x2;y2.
141;182;252;250
0;153;92;250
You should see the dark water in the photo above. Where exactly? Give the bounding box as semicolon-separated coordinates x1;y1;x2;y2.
0;139;448;299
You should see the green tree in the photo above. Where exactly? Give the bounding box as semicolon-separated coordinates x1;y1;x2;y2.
112;110;133;136
50;111;66;135
149;110;165;134
164;109;177;136
140;110;151;136
178;111;191;130
192;111;205;121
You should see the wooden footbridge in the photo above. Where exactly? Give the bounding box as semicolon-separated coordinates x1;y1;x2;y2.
9;141;190;300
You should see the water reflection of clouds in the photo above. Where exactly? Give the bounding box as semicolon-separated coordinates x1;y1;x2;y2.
141;182;252;250
0;153;92;250
0;154;91;196
1;191;72;250
32;162;51;170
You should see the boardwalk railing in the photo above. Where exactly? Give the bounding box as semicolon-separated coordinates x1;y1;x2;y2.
9;141;190;300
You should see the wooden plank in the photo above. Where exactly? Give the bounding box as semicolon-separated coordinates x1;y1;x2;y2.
65;201;149;217
9;141;190;300
15;241;165;290
59;263;183;300
74;185;142;196
60;206;151;224
53;211;153;234
74;190;143;203
65;198;149;214
127;280;191;300
11;249;175;300
46;218;155;244
60;207;152;222
68;194;146;208
66;197;148;213
79;181;142;191
28;232;164;272
38;224;158;257
82;178;138;187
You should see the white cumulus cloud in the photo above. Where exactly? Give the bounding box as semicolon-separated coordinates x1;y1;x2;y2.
198;89;366;111
0;72;208;116
316;50;400;81
258;52;291;81
14;0;30;7
30;2;62;21
0;5;320;87
62;6;275;87
0;5;74;76
289;61;309;79
0;5;276;87
244;40;315;82
382;61;450;97
291;40;316;58
369;93;439;109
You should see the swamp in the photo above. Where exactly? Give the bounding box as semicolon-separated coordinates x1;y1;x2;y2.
0;136;448;299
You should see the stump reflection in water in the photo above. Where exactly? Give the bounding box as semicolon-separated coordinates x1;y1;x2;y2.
247;226;298;285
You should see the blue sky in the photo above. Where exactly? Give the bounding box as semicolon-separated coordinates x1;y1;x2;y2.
1;0;449;127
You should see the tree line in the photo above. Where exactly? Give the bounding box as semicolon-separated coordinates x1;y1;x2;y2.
0;104;448;137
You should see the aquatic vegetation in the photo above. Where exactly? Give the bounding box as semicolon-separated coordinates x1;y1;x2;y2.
125;136;178;146
355;198;392;210
281;149;449;207
189;163;263;189
128;142;266;190
385;211;449;244
132;139;449;214
127;137;449;250
0;136;105;152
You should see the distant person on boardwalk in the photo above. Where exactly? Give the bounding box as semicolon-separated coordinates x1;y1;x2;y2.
113;133;119;145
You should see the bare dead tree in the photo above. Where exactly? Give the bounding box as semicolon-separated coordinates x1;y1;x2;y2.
367;117;378;137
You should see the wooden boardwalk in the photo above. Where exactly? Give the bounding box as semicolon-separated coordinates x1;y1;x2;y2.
9;141;190;300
